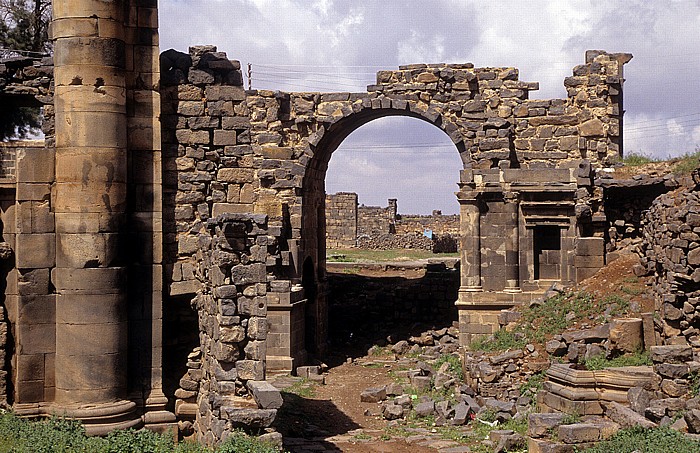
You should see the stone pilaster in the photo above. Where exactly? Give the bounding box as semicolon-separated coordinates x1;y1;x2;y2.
51;0;140;434
504;192;521;292
457;177;481;291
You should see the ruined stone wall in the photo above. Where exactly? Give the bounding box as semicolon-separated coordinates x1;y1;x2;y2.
0;53;55;408
637;179;700;345
325;192;357;248
358;199;396;236
598;174;679;254
395;214;460;237
160;46;252;299
190;213;279;445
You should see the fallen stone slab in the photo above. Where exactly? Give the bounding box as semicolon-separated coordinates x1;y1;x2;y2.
527;437;575;453
557;423;602;444
222;407;276;429
415;400;436;417
603;401;656;429
650;345;693;364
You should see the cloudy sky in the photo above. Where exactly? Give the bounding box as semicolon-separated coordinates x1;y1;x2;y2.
160;0;700;214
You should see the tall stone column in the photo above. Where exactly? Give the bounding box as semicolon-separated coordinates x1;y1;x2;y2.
51;1;140;434
504;192;521;292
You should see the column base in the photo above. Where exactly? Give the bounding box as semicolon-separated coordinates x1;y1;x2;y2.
503;287;522;293
460;286;483;293
51;400;142;436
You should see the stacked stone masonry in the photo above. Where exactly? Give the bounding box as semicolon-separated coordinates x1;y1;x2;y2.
637;174;700;346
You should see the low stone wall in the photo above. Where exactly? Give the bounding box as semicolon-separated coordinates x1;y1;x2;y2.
327;261;459;344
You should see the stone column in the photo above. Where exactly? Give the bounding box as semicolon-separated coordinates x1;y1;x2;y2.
504;192;521;292
457;190;482;291
52;1;140;434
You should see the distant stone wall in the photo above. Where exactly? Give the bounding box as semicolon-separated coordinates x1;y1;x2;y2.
395;214;460;237
358;199;396;236
325;193;459;251
325;192;357;248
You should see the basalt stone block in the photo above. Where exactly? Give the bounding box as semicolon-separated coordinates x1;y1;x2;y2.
223;407;276;429
650;345;693;364
247;380;283;409
528;412;565;438
360;386;387;403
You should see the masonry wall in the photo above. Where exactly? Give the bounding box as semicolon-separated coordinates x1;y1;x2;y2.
358;199;396;236
325;192;357;248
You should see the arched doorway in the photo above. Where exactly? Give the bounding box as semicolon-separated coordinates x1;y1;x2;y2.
300;106;468;357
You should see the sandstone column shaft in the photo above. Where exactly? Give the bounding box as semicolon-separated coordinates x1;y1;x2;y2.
52;1;134;422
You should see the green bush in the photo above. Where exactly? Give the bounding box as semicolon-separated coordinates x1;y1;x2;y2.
580;426;700;453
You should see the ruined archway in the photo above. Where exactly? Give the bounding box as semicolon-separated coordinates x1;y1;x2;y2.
298;106;467;358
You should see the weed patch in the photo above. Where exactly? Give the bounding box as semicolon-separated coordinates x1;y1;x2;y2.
582;350;651;370
0;412;279;453
581;426;700;453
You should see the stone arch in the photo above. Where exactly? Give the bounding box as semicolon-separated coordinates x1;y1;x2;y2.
298;104;467;355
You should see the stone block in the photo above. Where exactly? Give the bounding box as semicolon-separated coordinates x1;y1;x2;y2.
247;380;283;409
236;360;264;380
223;407;276;429
574;255;604;268
527;437;575;453
205;86;245;101
213;130;236;146
650;345;693;364
608;318;643;353
575;237;604;256
217;168;254;183
360;386;387;403
557;423;601;443
15;233;55;269
603;401;656;429
16;147;55;183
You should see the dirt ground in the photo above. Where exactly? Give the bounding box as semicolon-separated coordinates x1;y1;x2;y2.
273;362;441;453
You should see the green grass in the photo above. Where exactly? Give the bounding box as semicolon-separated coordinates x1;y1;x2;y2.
623;152;658;166
281;377;316;398
519;372;545;399
433;353;464;381
0;412;279;453
470;329;527;352
470;291;635;353
580;426;700;453
327;248;459;263
672;149;700;175
582;350;652;370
